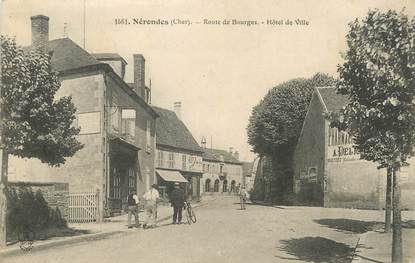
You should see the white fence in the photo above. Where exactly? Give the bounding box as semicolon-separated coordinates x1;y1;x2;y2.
68;190;99;223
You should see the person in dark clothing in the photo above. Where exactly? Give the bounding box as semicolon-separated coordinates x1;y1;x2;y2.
127;190;139;228
169;182;185;224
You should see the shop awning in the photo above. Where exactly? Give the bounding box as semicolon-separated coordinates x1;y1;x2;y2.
156;169;188;183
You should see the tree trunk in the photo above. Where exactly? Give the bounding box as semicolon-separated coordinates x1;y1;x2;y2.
385;167;392;233
0;150;8;247
392;167;403;263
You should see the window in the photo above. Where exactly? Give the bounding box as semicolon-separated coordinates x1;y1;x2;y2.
230;180;236;192
182;154;187;170
111;95;120;132
146;120;151;152
214;179;220;192
168;152;175;168
112;168;121;199
205;179;211;192
308;167;318;183
223;180;228;192
121;109;136;141
128;167;136;191
157;151;164;167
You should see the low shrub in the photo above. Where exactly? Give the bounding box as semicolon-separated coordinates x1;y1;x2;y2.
6;186;67;235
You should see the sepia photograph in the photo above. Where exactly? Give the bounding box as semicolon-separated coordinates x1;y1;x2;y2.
0;0;415;262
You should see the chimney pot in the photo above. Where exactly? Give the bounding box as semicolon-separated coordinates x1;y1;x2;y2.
174;101;182;120
133;54;145;97
31;15;49;52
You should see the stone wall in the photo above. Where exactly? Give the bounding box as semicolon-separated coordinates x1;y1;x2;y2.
9;181;69;220
293;93;326;205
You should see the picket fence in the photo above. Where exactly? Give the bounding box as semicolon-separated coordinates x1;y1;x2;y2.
68;190;99;223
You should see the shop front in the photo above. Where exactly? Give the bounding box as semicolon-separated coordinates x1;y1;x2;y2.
108;138;139;215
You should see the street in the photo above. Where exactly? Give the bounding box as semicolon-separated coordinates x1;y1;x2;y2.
2;197;414;263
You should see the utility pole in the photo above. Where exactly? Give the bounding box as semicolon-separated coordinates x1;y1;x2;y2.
83;0;86;48
0;41;8;247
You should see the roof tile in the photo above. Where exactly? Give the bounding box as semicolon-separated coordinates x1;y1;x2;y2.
153;106;203;153
316;87;350;113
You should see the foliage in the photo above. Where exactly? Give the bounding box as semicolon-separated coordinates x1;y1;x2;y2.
5;186;67;234
331;9;415;169
1;36;83;166
247;73;335;156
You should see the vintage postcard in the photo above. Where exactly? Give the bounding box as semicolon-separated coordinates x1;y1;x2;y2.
0;0;414;262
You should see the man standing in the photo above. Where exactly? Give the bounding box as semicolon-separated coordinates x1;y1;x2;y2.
142;184;159;229
127;190;139;229
170;182;185;224
239;186;247;210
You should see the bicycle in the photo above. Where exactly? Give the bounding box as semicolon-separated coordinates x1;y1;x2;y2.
184;201;197;224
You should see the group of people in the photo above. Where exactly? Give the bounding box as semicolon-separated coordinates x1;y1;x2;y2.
126;182;187;229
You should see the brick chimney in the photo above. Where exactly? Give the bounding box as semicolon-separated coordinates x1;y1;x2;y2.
229;147;233;155
133;54;145;97
31;15;49;51
174;102;182;120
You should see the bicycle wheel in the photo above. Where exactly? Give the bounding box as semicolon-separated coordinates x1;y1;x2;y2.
188;206;197;223
186;207;192;224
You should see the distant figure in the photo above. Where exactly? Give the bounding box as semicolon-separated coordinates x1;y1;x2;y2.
127;190;139;228
239;186;247;210
142;184;160;229
169;182;185;224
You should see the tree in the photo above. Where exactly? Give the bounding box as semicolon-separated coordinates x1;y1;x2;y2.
247;73;335;201
331;10;415;263
0;36;83;246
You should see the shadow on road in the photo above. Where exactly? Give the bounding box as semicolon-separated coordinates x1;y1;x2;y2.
277;236;355;263
234;202;285;209
314;218;383;234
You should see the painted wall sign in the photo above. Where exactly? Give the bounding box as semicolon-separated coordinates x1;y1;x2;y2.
77;111;101;134
328;144;360;162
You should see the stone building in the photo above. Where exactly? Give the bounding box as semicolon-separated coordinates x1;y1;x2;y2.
153;103;204;201
9;15;159;219
293;86;415;209
249;155;275;201
242;160;257;192
201;144;243;195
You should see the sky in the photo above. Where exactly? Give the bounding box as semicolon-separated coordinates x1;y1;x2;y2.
1;0;414;162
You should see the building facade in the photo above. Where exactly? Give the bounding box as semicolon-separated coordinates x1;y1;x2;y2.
242;160;257;192
153;105;204;201
201;145;243;195
293;87;415;209
9;15;159;219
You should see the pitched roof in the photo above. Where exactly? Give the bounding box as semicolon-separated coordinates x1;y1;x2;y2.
31;38;102;72
203;148;242;165
92;53;127;64
153;106;203;153
24;38;159;118
316;87;350;113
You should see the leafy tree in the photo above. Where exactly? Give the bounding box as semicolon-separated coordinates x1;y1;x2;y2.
1;36;83;165
247;73;335;201
248;73;335;157
0;36;83;246
331;10;415;263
